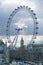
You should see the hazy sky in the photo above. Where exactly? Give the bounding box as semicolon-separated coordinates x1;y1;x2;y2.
0;0;43;46
0;0;43;35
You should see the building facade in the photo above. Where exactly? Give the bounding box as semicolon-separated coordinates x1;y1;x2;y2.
0;40;7;65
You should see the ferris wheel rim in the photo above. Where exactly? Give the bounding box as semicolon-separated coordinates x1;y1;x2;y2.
6;5;38;47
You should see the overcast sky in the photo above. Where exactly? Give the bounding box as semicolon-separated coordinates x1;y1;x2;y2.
0;0;43;46
0;0;43;36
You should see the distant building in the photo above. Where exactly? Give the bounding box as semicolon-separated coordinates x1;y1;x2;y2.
0;40;7;65
20;37;24;48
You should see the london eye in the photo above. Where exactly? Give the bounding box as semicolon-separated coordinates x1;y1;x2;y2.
6;5;38;49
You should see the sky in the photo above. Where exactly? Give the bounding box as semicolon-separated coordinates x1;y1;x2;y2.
0;0;43;46
0;0;43;35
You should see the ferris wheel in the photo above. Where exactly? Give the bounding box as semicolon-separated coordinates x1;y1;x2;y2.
6;5;38;49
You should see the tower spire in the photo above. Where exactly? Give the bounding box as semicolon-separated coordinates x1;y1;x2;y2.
20;37;24;47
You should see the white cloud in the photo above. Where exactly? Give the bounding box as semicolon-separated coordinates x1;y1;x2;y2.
15;18;29;28
0;0;20;12
15;18;33;28
0;0;36;12
1;0;19;6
